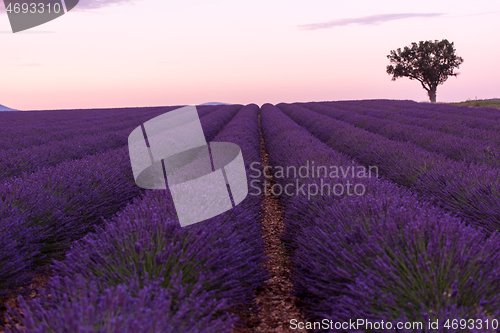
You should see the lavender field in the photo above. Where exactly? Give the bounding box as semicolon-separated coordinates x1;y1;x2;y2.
1;100;500;332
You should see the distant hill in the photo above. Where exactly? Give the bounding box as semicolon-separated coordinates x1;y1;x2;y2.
0;104;18;111
449;98;500;109
199;102;233;106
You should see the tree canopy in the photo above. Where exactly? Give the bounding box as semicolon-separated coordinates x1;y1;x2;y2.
386;39;464;103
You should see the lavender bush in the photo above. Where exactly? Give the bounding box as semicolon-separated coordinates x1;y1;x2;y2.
316;100;500;146
0;105;241;298
0;105;217;151
6;274;237;333
5;104;267;331
330;99;500;123
261;103;500;332
278;103;500;233
0;106;175;150
302;102;500;168
293;192;500;332
0;215;44;300
0;105;221;181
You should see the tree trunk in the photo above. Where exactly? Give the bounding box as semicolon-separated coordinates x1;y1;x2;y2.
428;86;437;103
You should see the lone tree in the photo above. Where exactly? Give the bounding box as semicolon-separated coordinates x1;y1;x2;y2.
386;39;464;103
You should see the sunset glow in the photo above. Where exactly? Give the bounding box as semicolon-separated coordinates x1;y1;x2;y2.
1;0;499;110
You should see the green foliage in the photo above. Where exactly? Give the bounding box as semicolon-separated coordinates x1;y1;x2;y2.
450;98;500;109
387;39;464;103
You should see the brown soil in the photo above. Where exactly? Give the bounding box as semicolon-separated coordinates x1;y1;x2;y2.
232;115;309;333
0;270;51;333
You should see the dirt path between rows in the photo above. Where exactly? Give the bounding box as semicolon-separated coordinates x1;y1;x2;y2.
0;270;51;333
232;114;309;333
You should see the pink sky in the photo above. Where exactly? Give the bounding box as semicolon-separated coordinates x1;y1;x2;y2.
1;0;499;110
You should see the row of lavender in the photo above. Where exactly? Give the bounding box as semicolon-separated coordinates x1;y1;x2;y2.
0;105;218;150
0;105;240;301
317;100;500;148
0;106;220;181
0;105;219;136
261;103;500;332
281;103;500;233
340;99;500;123
0;106;177;150
5;104;267;332
298;102;500;168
